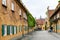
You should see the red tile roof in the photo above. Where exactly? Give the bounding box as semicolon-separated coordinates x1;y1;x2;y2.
48;10;54;18
49;1;60;18
36;19;45;25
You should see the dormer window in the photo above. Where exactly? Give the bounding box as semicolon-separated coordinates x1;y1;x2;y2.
11;3;14;11
2;0;6;6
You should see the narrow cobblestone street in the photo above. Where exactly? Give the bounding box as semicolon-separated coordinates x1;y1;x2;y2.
20;31;60;40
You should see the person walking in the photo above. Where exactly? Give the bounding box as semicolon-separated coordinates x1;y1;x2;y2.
50;26;53;32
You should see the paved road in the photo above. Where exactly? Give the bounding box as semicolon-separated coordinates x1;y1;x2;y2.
20;31;60;40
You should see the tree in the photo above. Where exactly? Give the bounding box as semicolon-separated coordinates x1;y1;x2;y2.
26;11;36;28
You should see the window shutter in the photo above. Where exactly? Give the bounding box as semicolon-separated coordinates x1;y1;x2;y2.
2;25;5;36
25;26;27;31
19;26;20;32
7;25;10;35
16;26;17;33
12;26;14;34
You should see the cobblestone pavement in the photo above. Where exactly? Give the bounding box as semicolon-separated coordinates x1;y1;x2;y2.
18;31;60;40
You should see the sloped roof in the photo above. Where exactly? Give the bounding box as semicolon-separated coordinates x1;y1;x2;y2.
50;1;60;18
48;10;54;18
36;19;45;25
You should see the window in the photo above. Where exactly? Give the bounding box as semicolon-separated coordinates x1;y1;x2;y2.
25;26;27;31
12;3;14;11
7;25;10;35
2;25;7;36
54;16;56;19
14;26;16;34
23;13;27;20
19;9;22;15
10;26;12;35
4;25;7;36
16;26;17;33
24;26;28;31
12;26;14;34
57;13;59;18
2;0;6;6
54;15;57;19
17;27;19;32
19;26;22;32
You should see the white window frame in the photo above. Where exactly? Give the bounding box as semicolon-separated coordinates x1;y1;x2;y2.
17;27;19;32
19;9;22;15
2;0;6;6
14;26;16;34
10;26;12;35
57;13;59;18
4;25;7;36
12;2;14;11
20;26;22;32
23;13;27;19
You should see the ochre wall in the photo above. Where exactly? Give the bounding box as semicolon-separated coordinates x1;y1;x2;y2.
0;0;27;40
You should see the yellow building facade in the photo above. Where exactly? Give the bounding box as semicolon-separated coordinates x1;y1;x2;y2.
49;1;60;33
0;0;29;40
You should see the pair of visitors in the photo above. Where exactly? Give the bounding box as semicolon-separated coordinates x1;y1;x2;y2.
48;26;53;32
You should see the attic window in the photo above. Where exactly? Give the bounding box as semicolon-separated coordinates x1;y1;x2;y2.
19;9;22;15
2;0;6;6
23;13;27;20
11;3;14;11
2;0;7;8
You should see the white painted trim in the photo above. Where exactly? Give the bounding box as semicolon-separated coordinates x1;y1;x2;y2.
10;26;12;35
14;27;16;34
2;0;6;6
4;25;7;36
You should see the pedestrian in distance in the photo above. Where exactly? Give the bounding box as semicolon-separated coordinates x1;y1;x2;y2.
48;26;53;32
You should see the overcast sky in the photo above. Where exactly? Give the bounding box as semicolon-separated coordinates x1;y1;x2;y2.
22;0;58;19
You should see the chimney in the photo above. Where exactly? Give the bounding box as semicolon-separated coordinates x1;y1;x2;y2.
47;6;49;10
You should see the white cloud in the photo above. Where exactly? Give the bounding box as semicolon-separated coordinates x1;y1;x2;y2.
22;0;58;19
